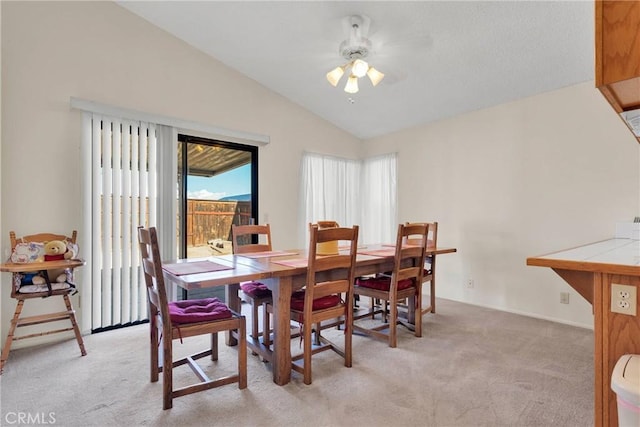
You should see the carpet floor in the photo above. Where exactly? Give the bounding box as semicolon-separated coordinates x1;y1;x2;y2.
0;298;594;427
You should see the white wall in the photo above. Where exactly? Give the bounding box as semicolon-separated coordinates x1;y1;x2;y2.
0;1;361;348
363;82;640;328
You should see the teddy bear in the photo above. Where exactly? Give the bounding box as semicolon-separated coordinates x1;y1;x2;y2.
32;240;77;287
43;240;74;261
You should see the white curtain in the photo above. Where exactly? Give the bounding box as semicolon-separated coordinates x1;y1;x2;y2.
360;153;397;245
299;152;396;246
81;113;176;331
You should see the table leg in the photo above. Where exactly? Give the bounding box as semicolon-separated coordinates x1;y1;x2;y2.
267;276;292;386
226;283;240;346
407;295;416;324
430;256;437;313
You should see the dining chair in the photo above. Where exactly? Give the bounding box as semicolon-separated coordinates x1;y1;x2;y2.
1;230;86;374
353;223;429;348
138;226;247;410
231;224;273;352
392;222;439;321
412;221;438;315
271;223;359;385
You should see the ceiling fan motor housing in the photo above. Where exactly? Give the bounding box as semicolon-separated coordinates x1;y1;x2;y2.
339;38;371;60
339;14;372;60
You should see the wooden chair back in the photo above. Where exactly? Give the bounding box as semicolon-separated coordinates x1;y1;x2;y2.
231;224;272;254
392;223;429;293
406;221;439;314
303;224;359;315
137;226;170;333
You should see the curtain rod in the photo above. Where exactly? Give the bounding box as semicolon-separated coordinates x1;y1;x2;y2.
70;97;270;146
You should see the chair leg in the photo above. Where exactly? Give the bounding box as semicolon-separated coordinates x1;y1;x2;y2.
314;322;321;346
63;295;87;356
0;300;24;374
250;299;259;340
211;332;219;361
345;309;352;368
430;278;436;314
389;298;398;348
263;305;271;349
303;321;313;385
150;313;159;383
163;336;173;410
238;318;248;389
262;302;270;349
415;290;423;338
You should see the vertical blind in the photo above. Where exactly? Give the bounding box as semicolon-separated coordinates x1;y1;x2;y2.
83;114;158;330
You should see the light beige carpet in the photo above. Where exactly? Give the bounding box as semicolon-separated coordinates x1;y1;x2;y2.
0;298;594;426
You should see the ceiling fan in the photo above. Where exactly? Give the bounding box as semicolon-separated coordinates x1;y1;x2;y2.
326;14;385;94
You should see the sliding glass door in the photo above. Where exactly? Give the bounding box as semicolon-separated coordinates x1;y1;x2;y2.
177;134;258;298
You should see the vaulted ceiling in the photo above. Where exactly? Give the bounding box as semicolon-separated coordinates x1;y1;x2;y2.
117;1;594;140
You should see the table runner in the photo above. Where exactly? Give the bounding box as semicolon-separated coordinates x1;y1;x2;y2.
162;260;233;276
358;248;396;257
239;250;298;259
271;258;309;268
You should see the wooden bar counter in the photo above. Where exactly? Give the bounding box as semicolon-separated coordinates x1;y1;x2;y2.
527;238;640;427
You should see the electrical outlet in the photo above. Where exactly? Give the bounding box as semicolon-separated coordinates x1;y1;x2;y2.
466;279;474;289
560;292;570;304
611;284;637;316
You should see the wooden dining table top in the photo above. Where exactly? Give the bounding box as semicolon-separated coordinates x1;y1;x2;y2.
164;243;457;290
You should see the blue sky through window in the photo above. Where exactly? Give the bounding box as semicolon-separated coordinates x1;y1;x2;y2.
187;163;251;201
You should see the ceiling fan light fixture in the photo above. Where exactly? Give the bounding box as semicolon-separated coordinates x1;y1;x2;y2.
344;74;359;94
367;66;385;86
327;14;384;94
351;59;369;78
326;66;345;87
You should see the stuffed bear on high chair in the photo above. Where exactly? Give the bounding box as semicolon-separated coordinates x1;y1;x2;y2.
30;240;77;287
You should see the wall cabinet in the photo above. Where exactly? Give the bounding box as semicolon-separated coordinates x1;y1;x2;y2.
595;0;640;142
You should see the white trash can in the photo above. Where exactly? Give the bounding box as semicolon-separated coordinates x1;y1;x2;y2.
611;354;640;427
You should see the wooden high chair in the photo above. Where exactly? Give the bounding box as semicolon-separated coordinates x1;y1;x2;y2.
0;230;87;374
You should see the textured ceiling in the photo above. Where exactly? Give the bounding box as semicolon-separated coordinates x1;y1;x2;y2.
117;1;595;140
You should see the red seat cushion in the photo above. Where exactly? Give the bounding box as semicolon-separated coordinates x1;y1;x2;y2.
169;298;232;324
240;281;272;298
355;276;414;291
290;290;341;311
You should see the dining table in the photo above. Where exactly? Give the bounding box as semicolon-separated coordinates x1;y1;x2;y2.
163;243;457;385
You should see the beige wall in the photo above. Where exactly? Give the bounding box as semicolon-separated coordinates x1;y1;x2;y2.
0;1;360;347
363;82;640;327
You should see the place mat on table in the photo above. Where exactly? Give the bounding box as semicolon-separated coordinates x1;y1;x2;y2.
382;240;434;248
162;261;232;276
239;250;298;259
358;248;396;257
271;258;309;268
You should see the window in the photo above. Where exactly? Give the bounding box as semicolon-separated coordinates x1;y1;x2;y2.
176;134;258;301
300;152;397;245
